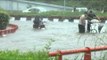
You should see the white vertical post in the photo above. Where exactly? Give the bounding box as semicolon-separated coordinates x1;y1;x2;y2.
85;20;88;32
64;0;65;11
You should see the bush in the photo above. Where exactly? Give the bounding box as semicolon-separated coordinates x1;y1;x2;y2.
38;11;82;17
0;11;10;30
0;50;57;60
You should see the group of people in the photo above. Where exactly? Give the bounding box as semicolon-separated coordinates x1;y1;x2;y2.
78;10;100;33
33;11;101;32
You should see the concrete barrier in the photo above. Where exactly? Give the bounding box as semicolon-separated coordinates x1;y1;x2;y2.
10;17;107;24
0;24;18;37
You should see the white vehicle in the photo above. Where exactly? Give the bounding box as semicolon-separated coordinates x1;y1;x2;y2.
22;7;47;13
76;7;88;12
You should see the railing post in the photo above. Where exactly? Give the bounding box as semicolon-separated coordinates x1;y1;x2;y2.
57;50;62;60
84;47;91;60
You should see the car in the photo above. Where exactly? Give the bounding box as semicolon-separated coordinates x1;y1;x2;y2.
22;7;47;13
76;7;88;12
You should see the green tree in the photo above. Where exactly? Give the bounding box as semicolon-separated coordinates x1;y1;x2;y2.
0;11;10;30
81;0;107;12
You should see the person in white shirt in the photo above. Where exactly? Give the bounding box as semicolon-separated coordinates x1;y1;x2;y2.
78;12;88;33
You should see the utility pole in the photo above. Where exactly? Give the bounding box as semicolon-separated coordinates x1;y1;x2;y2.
64;0;65;11
63;0;66;19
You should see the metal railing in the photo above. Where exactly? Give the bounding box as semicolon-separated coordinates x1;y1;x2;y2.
49;46;107;60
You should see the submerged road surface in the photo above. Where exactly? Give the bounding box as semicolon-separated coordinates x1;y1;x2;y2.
0;21;107;59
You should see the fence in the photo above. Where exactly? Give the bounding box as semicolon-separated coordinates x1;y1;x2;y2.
49;46;107;60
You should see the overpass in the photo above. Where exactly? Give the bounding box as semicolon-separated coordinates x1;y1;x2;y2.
0;0;73;11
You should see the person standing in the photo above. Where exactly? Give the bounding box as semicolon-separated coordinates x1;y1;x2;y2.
87;10;100;32
78;12;88;33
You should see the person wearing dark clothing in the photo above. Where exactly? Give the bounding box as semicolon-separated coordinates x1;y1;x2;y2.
87;10;100;32
33;17;45;29
33;17;41;28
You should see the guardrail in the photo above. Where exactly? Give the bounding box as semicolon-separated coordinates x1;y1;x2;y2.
49;46;107;60
10;16;107;23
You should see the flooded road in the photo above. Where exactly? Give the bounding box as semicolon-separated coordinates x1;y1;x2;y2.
0;20;107;59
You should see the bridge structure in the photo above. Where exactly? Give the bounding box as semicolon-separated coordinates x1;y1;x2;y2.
0;0;73;11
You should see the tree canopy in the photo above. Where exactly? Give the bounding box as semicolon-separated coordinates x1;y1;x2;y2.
81;0;107;12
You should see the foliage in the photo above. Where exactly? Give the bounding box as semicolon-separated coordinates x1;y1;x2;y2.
7;10;83;17
81;0;107;12
0;50;56;60
7;10;39;17
7;10;107;21
38;11;82;17
0;7;5;11
0;11;10;30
